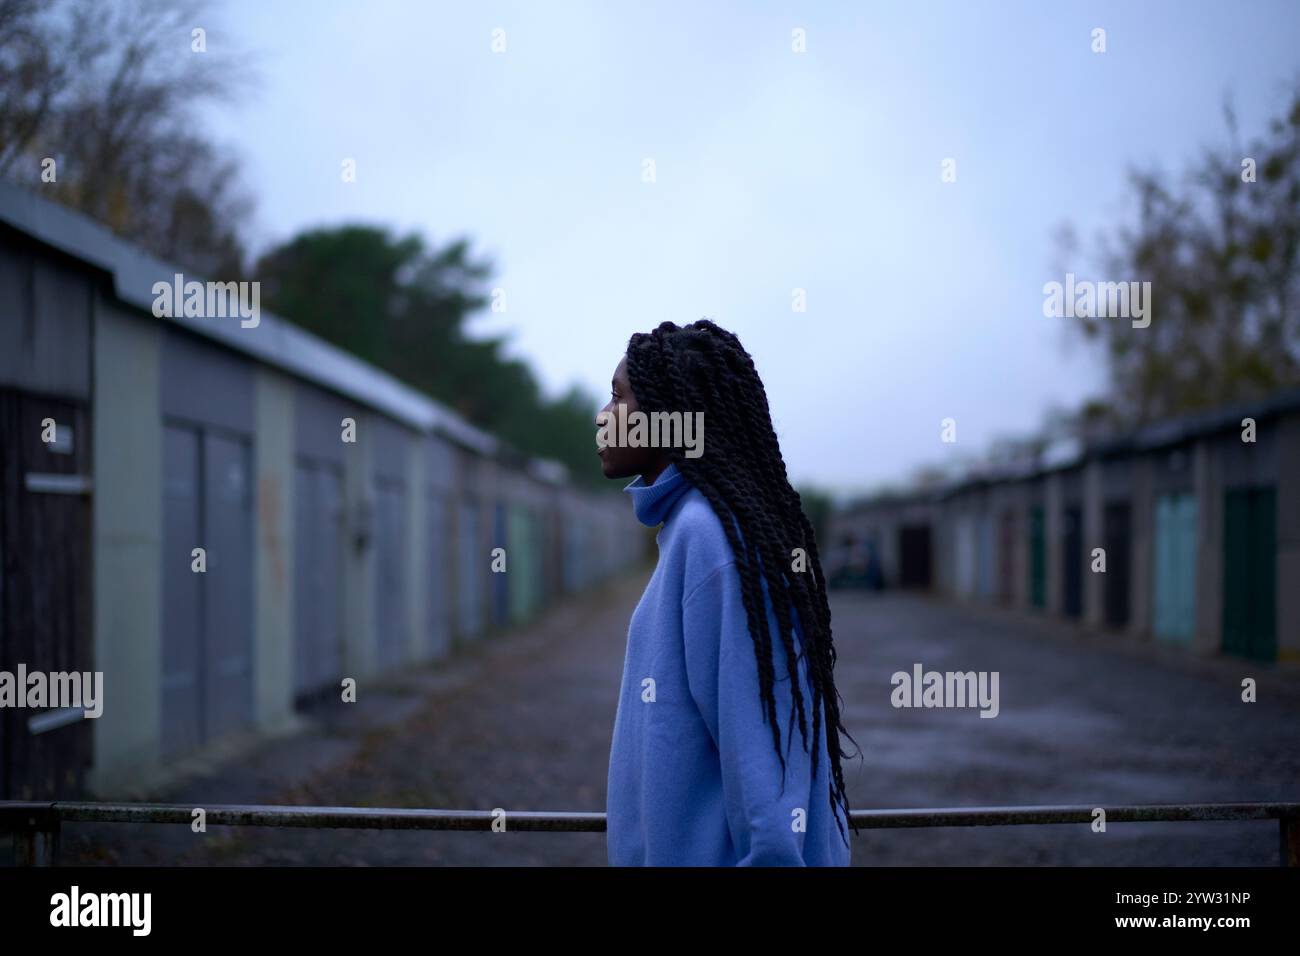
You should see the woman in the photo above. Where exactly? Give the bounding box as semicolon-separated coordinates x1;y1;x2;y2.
597;319;860;866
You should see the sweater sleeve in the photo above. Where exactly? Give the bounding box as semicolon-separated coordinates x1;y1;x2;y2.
682;561;813;866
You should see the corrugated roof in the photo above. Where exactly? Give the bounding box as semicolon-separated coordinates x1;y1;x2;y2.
841;388;1300;512
1092;387;1300;457
0;178;502;456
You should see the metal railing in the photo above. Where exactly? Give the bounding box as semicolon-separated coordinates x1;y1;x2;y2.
3;800;1298;866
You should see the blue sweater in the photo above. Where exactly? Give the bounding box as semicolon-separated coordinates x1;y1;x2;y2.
606;462;852;866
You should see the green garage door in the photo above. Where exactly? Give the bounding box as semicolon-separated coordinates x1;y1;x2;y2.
1154;492;1197;643
508;505;538;625
1222;487;1277;662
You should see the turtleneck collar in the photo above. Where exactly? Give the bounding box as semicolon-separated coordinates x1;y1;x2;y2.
623;462;691;527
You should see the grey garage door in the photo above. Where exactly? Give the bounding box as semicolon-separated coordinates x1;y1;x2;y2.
161;424;254;757
373;478;407;670
294;459;345;699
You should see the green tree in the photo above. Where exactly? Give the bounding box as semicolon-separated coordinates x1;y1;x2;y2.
795;485;834;553
1067;87;1300;424
253;224;610;488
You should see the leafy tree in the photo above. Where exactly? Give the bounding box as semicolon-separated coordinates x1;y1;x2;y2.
1067;86;1300;424
0;0;254;276
253;225;610;488
795;485;834;553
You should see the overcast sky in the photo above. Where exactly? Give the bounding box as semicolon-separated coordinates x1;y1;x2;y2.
202;0;1300;496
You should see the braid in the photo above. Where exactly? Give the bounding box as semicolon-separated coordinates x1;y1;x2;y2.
625;319;862;847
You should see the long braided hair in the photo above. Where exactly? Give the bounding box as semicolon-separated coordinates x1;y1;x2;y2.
624;319;861;846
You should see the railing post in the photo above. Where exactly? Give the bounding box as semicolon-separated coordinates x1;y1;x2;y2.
1281;816;1300;867
2;804;60;866
42;812;62;866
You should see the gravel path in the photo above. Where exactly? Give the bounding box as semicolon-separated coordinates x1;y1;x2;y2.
53;574;1300;865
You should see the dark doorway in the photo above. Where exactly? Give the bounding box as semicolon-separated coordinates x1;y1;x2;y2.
1062;506;1083;618
898;524;932;589
1103;502;1131;628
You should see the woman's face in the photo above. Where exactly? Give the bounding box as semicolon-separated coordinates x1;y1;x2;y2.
595;356;669;481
